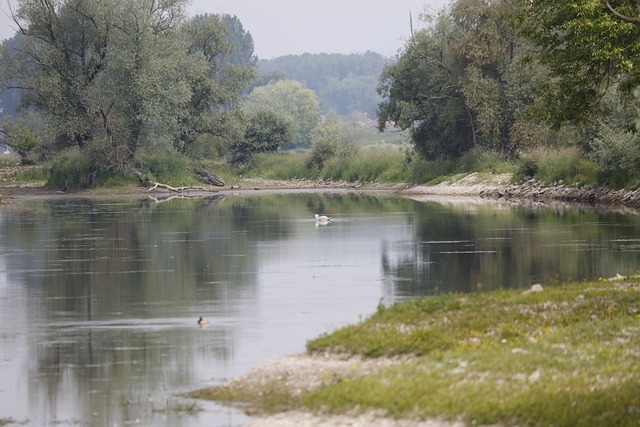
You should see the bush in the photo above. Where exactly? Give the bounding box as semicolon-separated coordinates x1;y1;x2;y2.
590;122;640;188
409;158;456;184
138;152;196;185
514;147;599;186
48;149;97;190
307;139;338;171
321;150;405;182
246;152;314;180
457;148;513;174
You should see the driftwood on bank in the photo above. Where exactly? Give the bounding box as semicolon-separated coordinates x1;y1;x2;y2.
129;167;217;193
145;182;208;192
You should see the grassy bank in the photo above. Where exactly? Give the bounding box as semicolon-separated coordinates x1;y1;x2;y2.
195;277;640;426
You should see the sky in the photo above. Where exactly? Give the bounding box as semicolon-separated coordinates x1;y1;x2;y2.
0;0;448;59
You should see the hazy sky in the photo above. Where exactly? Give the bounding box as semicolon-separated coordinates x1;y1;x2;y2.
0;0;448;59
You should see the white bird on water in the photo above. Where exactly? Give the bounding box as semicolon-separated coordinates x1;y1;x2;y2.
315;214;331;224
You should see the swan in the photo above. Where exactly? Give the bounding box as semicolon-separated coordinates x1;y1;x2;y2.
315;214;331;223
197;316;209;326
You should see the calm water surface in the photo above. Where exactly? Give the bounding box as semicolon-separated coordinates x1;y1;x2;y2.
1;191;640;426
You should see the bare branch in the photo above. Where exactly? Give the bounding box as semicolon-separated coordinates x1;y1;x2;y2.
605;0;640;23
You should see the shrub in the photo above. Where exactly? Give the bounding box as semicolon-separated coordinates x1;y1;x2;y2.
247;152;314;180
48;149;96;190
138;152;194;185
589;122;640;188
409;158;456;184
457;148;513;174
514;147;599;186
307;139;339;171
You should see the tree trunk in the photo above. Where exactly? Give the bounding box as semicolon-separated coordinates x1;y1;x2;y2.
193;167;225;187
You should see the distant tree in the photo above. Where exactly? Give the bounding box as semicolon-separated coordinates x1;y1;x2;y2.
217;14;259;70
0;35;22;118
258;52;387;116
245;80;321;148
320;74;381;117
0;112;45;164
230;109;293;164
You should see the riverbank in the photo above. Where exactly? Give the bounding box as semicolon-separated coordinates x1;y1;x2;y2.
2;171;640;210
191;277;640;427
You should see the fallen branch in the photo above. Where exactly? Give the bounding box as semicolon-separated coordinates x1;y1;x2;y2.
129;167;213;193
145;182;208;193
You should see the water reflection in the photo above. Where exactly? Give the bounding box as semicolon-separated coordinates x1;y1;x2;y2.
0;193;639;426
382;200;640;297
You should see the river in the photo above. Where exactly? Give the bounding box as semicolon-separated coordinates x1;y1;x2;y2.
1;191;639;426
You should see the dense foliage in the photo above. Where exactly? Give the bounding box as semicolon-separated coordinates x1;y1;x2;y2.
376;0;640;187
516;0;640;124
0;0;255;187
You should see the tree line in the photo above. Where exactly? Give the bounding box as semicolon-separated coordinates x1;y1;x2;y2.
258;52;386;117
1;0;640;190
378;0;640;187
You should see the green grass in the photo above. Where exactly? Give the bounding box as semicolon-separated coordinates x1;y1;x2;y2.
196;277;640;426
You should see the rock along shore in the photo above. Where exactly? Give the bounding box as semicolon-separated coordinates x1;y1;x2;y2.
400;173;640;209
480;179;640;207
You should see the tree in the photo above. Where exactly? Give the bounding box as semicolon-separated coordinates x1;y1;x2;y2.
230;109;293;164
245;80;321;148
0;0;256;187
176;14;257;156
217;14;258;70
378;0;547;160
0;112;44;164
0;0;196;173
320;74;381;117
258;52;387;116
516;0;640;124
377;11;477;160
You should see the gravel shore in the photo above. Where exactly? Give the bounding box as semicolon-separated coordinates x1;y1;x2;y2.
216;353;467;427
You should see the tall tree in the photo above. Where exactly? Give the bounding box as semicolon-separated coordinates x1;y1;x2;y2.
377;10;477;160
177;13;256;156
0;0;256;178
378;0;544;160
1;0;194;171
